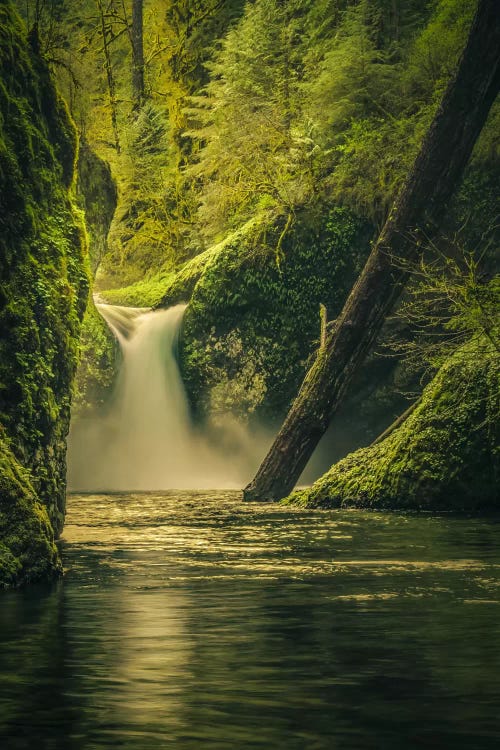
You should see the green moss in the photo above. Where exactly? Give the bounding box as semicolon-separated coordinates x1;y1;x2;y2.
99;219;261;310
100;270;176;307
72;140;118;416
72;300;118;416
287;339;499;511
0;431;61;589
173;207;371;422
0;2;89;586
77;140;117;274
161;219;265;306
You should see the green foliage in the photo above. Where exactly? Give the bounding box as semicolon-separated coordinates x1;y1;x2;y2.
443;165;500;249
185;0;320;240
384;166;500;376
181;0;492;243
18;0;495;285
99;103;177;287
406;0;475;96
288;337;499;511
395;248;499;371
158;0;246;154
306;0;398;131
14;0;250;288
305;0;477;220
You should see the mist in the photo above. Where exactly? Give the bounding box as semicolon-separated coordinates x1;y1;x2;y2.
67;303;273;491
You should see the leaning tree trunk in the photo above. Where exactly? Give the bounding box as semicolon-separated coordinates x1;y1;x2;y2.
131;0;145;109
244;0;500;502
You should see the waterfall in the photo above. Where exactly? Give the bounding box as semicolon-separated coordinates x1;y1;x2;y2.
67;303;269;491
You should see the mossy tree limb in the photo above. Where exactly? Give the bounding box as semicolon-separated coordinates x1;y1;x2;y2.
244;0;500;502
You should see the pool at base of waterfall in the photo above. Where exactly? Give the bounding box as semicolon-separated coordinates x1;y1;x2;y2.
1;492;500;749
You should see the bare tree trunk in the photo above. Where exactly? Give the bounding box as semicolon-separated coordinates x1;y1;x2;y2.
244;0;500;502
131;0;144;109
97;0;121;153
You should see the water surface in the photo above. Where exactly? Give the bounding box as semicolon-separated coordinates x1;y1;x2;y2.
1;492;500;749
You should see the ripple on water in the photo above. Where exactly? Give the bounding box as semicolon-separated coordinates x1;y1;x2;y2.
1;491;499;750
60;492;500;594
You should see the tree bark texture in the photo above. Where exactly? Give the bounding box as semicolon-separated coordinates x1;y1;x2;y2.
132;0;145;108
243;0;500;502
97;0;121;153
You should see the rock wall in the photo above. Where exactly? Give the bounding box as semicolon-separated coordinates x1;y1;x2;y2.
162;207;372;424
0;2;89;587
77;139;117;275
72;142;118;417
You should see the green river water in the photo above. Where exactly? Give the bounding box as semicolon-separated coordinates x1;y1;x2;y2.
1;491;500;749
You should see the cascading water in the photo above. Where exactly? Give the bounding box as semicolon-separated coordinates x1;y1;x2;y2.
67;302;269;490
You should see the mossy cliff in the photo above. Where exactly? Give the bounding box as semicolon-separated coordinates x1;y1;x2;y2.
71;301;118;417
0;2;89;587
159;207;372;424
73;143;118;417
0;430;60;586
287;339;499;511
77;140;117;276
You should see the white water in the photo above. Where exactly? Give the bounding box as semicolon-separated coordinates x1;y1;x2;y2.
67;303;270;490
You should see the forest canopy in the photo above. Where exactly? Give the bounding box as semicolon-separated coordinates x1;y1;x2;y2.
16;0;498;288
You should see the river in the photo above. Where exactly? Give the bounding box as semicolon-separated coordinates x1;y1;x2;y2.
1;492;499;749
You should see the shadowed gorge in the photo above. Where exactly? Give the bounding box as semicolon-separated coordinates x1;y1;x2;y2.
1;0;499;746
0;0;496;576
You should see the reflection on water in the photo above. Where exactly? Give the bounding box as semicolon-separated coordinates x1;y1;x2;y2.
1;492;500;749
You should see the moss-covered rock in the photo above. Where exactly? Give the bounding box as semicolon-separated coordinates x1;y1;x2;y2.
159;217;265;309
73;142;118;417
166;207;371;423
98;219;263;308
77;139;117;275
72;300;118;416
99;268;176;307
0;2;89;586
0;431;61;588
288;339;499;511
